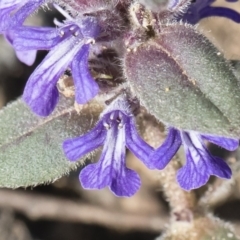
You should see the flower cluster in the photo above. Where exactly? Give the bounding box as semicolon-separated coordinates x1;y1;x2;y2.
63;96;239;196
1;0;240;197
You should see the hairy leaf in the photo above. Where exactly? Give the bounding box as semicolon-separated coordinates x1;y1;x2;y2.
124;23;240;138
159;24;240;128
0;96;102;188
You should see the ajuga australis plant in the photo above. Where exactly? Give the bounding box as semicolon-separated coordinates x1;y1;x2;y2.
1;0;240;200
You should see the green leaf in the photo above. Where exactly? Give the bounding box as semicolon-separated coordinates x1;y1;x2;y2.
0;96;102;188
158;24;240;127
124;23;240;138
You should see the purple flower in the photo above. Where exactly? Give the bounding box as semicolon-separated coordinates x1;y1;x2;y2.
0;0;44;65
150;128;239;191
63;97;154;197
182;0;240;24
12;9;100;116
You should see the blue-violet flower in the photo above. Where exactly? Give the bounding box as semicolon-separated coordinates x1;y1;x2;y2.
0;0;45;65
12;6;100;116
63;97;154;197
150;127;239;190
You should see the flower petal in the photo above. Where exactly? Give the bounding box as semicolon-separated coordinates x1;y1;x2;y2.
0;0;44;34
11;0;44;26
80;124;141;197
63;122;107;161
209;156;232;179
199;6;240;23
0;0;22;9
23;37;84;116
181;0;215;24
110;169;140;197
12;27;60;51
0;7;13;31
71;44;99;104
202;134;239;151
177;132;232;191
15;49;37;66
125;117;154;169
25;84;59;117
149;128;182;169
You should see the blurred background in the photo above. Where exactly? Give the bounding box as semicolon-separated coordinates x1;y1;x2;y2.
1;0;240;239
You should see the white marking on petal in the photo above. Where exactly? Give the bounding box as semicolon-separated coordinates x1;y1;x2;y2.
110;112;115;120
113;125;126;176
181;131;203;164
60;30;64;37
103;122;110;130
54;18;64;27
25;36;84;104
73;31;79;37
85;38;95;44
